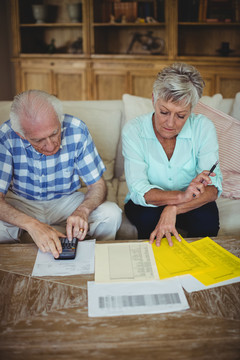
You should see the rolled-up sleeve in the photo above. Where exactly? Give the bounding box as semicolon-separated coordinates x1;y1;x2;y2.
194;115;222;197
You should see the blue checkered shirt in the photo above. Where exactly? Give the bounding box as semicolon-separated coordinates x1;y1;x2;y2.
0;114;106;201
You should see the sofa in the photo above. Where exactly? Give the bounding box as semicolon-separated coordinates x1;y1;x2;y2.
0;92;240;241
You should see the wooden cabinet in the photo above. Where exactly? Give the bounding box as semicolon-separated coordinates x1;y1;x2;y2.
12;0;88;56
177;1;240;58
19;58;88;100
10;0;240;100
90;0;166;56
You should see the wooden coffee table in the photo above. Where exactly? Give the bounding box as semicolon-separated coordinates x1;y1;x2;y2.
0;236;240;360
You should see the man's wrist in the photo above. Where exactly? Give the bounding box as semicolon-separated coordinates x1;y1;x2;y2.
73;205;90;217
24;217;41;232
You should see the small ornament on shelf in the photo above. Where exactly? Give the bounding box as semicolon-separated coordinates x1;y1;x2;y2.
146;17;158;23
32;4;47;24
68;37;82;54
110;14;115;24
217;42;234;57
135;17;146;24
127;31;165;55
47;39;56;54
67;3;82;23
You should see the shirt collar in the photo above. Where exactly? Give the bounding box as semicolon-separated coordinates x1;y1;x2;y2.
20;133;63;153
177;116;192;139
141;112;192;139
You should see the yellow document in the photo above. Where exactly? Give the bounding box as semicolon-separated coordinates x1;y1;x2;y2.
152;236;214;279
189;237;240;286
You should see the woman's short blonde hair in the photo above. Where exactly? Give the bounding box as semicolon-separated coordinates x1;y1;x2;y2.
152;63;205;109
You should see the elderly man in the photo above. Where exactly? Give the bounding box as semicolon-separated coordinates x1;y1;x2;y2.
0;90;122;258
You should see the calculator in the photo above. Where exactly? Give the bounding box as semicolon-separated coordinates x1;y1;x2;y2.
55;237;78;260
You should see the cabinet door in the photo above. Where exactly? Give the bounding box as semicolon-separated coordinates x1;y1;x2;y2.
216;73;240;98
53;61;88;100
129;70;158;98
53;72;86;100
21;68;52;93
92;70;128;100
197;71;216;96
20;59;89;99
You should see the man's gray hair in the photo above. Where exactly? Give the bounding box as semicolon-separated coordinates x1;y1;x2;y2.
10;90;63;136
152;63;205;109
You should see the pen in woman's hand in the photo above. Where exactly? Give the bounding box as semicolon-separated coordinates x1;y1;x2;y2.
200;160;219;184
206;160;219;177
193;160;219;197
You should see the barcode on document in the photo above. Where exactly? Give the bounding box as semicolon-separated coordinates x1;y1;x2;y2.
98;293;181;309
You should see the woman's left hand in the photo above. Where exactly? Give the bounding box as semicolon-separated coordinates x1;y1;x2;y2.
149;205;181;247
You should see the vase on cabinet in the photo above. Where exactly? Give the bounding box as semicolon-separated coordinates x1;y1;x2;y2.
67;3;82;23
32;5;47;24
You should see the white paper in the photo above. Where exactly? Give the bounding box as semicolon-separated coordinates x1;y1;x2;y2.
88;278;189;317
95;242;159;283
32;239;95;276
179;274;240;293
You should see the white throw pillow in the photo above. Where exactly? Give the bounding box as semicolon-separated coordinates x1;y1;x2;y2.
62;103;122;181
230;92;240;121
216;197;240;236
122;93;225;123
199;94;223;110
122;94;153;123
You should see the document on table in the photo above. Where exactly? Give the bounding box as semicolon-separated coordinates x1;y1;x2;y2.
88;278;189;317
152;236;214;279
32;239;95;276
178;273;240;293
95;242;159;283
179;237;240;292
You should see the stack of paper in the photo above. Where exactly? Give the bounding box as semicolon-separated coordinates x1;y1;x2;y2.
89;237;240;317
88;278;189;317
152;236;240;291
94;242;159;283
89;241;189;317
32;235;240;317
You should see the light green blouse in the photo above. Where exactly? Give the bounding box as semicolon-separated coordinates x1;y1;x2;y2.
122;112;223;207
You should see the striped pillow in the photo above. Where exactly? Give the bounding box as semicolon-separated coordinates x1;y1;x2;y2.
194;101;240;199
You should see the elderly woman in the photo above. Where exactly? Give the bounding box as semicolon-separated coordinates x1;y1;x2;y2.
122;62;222;246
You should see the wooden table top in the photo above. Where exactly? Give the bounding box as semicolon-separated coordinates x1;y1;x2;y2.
0;236;240;360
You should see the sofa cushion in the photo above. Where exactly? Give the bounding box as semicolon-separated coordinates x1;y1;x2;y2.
120;94;154;180
0;101;12;126
62;102;122;181
230;92;240;121
122;93;153;123
200;94;223;109
194;101;240;199
216;197;240;236
117;180;129;211
122;93;224;122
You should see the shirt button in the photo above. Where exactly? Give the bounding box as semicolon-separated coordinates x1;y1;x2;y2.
169;177;172;181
